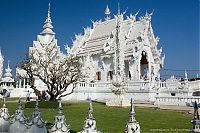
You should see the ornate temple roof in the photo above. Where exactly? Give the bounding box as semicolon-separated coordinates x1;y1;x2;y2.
70;9;159;56
29;3;65;63
68;6;164;67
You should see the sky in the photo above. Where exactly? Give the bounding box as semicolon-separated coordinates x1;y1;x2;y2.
0;0;199;79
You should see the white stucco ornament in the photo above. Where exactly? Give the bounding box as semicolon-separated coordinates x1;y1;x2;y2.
49;98;70;133
25;98;47;133
78;101;102;133
124;98;140;133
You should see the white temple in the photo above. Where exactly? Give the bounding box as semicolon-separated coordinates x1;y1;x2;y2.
65;6;165;102
0;4;199;107
63;5;200;105
28;3;65;92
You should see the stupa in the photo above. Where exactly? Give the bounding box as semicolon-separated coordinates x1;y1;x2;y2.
49;98;70;133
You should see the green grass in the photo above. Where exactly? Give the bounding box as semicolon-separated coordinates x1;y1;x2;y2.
3;100;192;133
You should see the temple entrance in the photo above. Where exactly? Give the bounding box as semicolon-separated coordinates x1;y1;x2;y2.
124;60;130;79
107;71;113;80
140;51;148;80
96;71;101;80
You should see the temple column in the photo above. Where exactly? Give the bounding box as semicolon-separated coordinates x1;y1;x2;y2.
19;79;21;88
148;62;151;80
23;79;26;88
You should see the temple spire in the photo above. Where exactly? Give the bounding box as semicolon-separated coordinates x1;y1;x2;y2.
18;97;22;110
58;97;63;114
7;60;10;70
124;98;140;133
105;5;111;20
118;2;120;15
2;97;6;108
40;3;55;35
4;60;12;78
88;100;94;119
129;98;136;122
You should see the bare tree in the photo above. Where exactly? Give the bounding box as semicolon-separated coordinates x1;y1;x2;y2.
18;44;83;101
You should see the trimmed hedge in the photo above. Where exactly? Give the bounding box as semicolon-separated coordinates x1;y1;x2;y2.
25;100;58;109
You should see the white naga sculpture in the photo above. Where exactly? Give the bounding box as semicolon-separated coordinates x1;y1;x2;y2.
124;98;140;133
49;98;70;133
78;101;102;133
0;97;10;133
8;97;27;133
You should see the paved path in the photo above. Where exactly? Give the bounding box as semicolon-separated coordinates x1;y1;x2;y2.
134;103;193;113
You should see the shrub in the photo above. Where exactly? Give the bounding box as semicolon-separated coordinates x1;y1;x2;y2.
25;100;58;109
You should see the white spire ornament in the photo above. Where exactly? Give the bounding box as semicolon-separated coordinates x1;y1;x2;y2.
8;97;27;133
40;3;55;35
49;98;70;133
25;98;47;133
4;61;12;78
0;97;10;133
185;70;188;80
124;98;140;133
105;5;111;20
78;101;102;133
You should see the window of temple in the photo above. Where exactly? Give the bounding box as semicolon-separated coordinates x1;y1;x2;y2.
137;36;143;42
135;47;138;52
107;71;113;80
96;71;101;80
192;91;200;96
140;51;148;79
171;93;176;96
129;71;131;80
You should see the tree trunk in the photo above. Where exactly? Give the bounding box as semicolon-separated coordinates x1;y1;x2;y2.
49;92;58;101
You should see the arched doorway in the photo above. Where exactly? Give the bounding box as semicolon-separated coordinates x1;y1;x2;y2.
140;51;148;79
96;71;101;80
107;71;113;80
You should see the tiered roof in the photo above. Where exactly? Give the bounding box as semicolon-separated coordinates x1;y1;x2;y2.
70;7;163;65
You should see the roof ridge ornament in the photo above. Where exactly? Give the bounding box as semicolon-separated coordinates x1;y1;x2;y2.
7;60;10;70
40;2;55;35
105;5;111;20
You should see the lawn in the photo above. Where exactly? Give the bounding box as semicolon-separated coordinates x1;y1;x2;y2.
4;100;192;133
